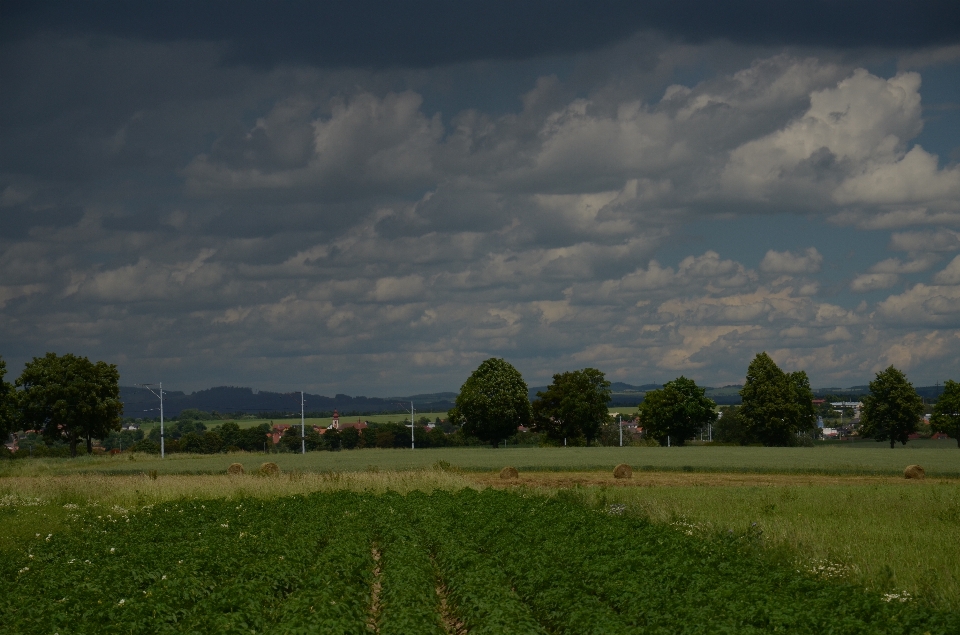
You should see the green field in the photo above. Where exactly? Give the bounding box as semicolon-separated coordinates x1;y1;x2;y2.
2;489;957;633
2;444;959;623
3;442;958;478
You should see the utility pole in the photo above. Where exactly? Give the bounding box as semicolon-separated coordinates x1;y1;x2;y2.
138;383;165;458
300;391;305;455
619;415;623;447
410;401;415;449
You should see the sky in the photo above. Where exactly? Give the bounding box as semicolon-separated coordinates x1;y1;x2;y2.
2;1;960;395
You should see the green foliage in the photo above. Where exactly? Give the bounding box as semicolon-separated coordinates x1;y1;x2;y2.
14;490;949;634
102;428;144;451
0;355;15;440
449;358;531;447
637;376;717;446
280;424;324;452
931;379;960;448
739;353;816;446
15;353;123;456
860;366;925;448
214;421;242;449
375;503;446;635
176;408;216;421
714;405;753;445
531;367;611;446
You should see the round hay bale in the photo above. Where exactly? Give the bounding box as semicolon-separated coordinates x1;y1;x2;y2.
499;466;519;480
227;462;245;475
613;463;633;479
904;464;925;479
258;462;281;477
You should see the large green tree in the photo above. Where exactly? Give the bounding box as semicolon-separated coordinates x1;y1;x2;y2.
449;358;531;447
859;366;924;449
0;355;15;441
637;376;717;446
15;353;123;457
932;380;960;448
739;352;816;446
531;368;611;446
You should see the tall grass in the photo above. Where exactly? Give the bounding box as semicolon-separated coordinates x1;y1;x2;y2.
572;481;960;609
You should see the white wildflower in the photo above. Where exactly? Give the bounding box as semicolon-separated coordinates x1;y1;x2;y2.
117;598;125;606
18;567;29;574
110;547;115;554
882;591;911;603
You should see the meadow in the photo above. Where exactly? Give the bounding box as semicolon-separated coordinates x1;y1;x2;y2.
2;442;957;478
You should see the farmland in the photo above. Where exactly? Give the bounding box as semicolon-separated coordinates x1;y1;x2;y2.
2;488;958;634
2;442;958;478
2;444;959;630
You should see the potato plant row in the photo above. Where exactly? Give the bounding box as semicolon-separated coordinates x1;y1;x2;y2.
2;490;957;634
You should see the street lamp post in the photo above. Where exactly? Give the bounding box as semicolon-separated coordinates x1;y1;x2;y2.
137;383;164;458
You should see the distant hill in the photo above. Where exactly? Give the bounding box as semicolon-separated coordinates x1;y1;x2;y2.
120;386;457;418
121;382;948;418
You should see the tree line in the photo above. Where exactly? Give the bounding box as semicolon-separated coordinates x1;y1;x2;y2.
450;354;960;448
3;351;960;457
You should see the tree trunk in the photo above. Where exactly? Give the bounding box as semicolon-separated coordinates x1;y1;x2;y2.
69;432;78;457
86;435;93;454
890;437;895;449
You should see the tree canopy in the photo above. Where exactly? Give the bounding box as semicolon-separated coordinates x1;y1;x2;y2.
859;366;924;449
15;352;123;456
531;368;611;446
738;352;815;446
637;376;717;446
449;358;531;447
0;355;15;441
932;379;960;448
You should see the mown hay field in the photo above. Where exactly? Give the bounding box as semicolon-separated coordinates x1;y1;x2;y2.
2;442;958;478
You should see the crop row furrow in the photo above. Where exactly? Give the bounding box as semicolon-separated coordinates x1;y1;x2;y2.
375;520;446;635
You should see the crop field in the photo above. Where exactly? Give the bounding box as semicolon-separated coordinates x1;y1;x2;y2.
2;488;958;634
3;443;958;478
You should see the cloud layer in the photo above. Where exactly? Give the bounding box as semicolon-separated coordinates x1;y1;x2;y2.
3;26;960;393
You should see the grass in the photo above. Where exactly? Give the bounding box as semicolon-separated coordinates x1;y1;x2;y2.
562;479;960;610
2;442;958;478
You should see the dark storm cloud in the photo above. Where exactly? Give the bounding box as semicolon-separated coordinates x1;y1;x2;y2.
4;0;959;69
1;204;84;238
